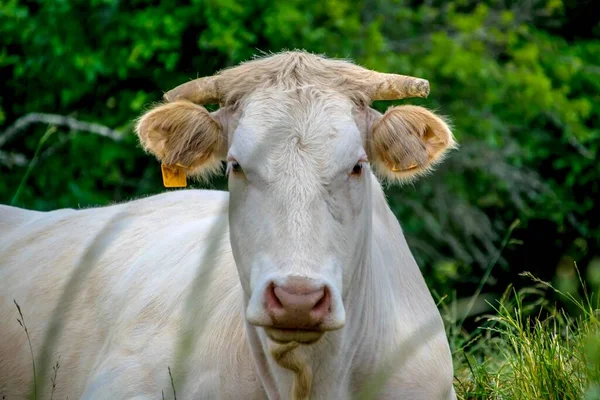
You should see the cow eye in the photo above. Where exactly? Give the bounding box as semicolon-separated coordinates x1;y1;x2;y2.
351;163;363;175
231;161;243;173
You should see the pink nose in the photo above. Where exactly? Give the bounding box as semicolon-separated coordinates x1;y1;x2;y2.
265;280;331;330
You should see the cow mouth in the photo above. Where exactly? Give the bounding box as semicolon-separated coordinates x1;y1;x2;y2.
264;327;324;345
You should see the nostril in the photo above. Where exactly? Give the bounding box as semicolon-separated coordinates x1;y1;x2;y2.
266;283;283;311
311;287;330;317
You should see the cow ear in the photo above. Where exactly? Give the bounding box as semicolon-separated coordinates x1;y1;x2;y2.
367;105;457;184
135;100;226;180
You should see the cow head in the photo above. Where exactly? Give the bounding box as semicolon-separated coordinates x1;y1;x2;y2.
136;52;456;345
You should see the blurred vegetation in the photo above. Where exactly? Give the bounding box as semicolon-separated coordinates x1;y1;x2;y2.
1;0;599;315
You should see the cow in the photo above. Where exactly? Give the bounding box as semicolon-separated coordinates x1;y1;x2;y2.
0;51;457;400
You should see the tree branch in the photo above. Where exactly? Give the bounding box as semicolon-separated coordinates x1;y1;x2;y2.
0;150;28;167
0;113;125;149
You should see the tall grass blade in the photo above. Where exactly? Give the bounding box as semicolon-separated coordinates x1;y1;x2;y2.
11;126;55;206
14;300;37;400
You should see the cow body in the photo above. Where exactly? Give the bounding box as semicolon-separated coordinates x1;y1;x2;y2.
1;51;457;399
0;190;252;399
1;183;453;399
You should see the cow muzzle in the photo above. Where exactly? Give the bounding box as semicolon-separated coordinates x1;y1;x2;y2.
246;276;345;344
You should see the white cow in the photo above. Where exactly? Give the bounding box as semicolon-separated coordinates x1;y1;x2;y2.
0;51;457;399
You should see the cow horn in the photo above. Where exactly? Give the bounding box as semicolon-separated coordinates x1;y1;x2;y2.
163;76;221;105
368;72;430;101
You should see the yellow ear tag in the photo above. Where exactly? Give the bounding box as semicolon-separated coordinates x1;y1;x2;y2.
161;164;188;188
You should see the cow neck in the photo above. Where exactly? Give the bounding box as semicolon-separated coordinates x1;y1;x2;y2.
317;172;409;394
243;174;385;400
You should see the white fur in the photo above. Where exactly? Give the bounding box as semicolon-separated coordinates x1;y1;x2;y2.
0;87;455;399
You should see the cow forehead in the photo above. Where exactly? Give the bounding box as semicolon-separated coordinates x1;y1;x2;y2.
230;87;365;177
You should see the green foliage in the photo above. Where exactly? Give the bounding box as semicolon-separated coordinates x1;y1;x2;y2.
0;0;598;298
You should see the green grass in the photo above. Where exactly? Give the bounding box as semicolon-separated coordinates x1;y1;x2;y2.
447;271;600;400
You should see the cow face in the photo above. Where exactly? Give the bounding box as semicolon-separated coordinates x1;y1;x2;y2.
135;52;455;345
225;88;367;343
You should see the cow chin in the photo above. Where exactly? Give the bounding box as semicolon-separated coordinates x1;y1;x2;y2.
265;327;325;345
